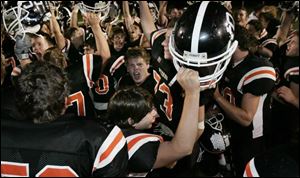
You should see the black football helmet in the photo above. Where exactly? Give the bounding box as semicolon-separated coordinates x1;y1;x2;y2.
169;1;238;91
2;1;48;40
199;111;231;154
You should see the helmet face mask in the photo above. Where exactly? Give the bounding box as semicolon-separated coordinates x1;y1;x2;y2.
169;1;238;91
2;1;49;40
77;1;111;21
200;112;231;154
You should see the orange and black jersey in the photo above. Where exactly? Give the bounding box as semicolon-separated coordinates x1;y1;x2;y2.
122;129;163;175
219;54;276;142
1;116;128;177
92;56;127;112
150;29;215;134
65;54;102;119
244;143;299;177
276;55;299;86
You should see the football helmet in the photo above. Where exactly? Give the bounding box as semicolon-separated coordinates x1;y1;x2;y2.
169;1;238;91
2;1;48;40
199;111;231;154
77;1;111;21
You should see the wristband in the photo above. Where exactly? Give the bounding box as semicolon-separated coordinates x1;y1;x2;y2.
198;120;205;130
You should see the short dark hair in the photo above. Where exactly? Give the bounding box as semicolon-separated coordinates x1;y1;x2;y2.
64;27;78;40
16;61;70;123
247;20;264;33
107;87;153;128
234;25;257;51
124;47;151;65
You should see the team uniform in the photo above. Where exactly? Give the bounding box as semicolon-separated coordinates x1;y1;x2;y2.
218;54;276;176
150;29;215;135
64;54;102;120
122;129;163;176
1;116;128;177
92;56;127;117
269;43;299;146
243;143;299;177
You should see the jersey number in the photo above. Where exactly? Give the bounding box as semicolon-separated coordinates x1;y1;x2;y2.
66;91;86;116
95;74;109;95
1;162;78;177
154;71;173;121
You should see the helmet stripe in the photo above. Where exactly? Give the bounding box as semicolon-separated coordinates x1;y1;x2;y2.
191;1;209;53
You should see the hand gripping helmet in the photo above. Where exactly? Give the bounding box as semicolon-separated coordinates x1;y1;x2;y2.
199;111;231;154
2;1;48;40
77;1;111;21
169;1;238;91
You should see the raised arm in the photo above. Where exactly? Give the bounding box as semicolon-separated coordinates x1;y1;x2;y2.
275;10;296;47
153;68;201;169
50;4;66;50
158;1;169;28
138;1;157;41
70;4;80;28
123;1;134;33
87;13;111;71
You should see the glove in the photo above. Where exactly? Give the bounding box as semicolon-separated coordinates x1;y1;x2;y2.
14;34;32;60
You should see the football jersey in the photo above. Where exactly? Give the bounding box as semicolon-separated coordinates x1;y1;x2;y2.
243;143;299;177
150;29;214;134
65;54;102;119
1;116;128;177
122;129;163;175
219;54;276;143
269;51;299;146
92;56;127;113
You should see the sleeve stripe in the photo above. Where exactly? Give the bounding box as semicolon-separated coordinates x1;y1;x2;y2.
284;67;299;79
237;67;276;94
151;29;167;46
1;161;29;177
261;38;277;47
126;134;163;159
109;56;125;76
83;54;94;88
243;158;259;177
93;126;126;169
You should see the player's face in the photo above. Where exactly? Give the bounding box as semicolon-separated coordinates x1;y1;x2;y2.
286;35;299;57
83;45;95;55
31;36;50;60
161;28;173;60
133;109;158;130
112;33;126;51
236;9;247;23
129;24;142;41
127;57;150;85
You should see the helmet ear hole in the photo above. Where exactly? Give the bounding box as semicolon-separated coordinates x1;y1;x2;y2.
169;1;238;90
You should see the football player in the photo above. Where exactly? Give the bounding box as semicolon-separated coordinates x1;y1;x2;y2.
107;67;201;176
139;1;238;176
213;25;276;176
1;61;128;177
